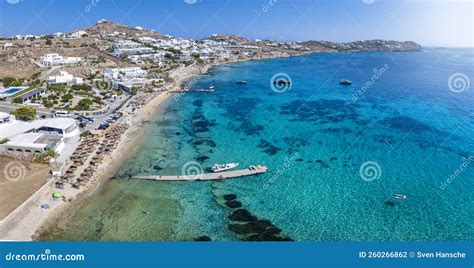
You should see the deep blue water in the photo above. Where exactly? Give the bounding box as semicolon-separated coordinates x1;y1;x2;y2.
42;48;474;241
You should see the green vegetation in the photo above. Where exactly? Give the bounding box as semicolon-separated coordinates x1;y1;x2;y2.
165;48;182;54
0;138;9;144
71;84;92;92
36;149;58;163
61;93;74;102
12;97;23;104
74;98;93;110
80;130;92;137
10;106;37;121
2;76;21;87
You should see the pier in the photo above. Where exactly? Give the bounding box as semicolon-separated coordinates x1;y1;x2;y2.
133;165;268;181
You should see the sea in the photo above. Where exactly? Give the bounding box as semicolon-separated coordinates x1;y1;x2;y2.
39;48;474;241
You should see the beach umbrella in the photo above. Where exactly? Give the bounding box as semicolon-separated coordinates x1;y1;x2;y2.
52;192;62;198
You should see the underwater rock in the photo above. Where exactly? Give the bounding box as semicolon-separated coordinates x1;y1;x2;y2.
194;236;211;241
196;155;209;162
225;200;242;209
315;160;330;168
257;139;280;155
228;209;258;222
228;220;273;234
223;194;237;201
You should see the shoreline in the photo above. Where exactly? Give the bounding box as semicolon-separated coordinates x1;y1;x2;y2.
0;53;296;241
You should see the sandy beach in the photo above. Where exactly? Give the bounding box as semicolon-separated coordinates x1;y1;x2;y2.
0;52;304;241
0;63;211;241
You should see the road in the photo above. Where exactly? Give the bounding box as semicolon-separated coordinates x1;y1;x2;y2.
0;102;54;118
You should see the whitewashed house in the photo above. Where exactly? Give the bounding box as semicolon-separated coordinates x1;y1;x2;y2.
104;67;148;80
47;71;83;85
39;53;82;67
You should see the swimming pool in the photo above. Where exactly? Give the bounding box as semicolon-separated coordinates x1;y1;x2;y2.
0;86;27;96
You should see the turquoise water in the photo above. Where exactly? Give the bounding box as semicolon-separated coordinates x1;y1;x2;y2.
41;49;474;241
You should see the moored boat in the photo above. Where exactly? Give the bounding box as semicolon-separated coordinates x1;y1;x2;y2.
211;163;239;172
339;79;352;85
394;194;407;199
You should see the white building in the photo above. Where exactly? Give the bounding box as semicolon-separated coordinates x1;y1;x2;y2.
104;67;148;80
39;53;82;67
47;71;83;85
0;118;79;155
112;47;155;57
68;30;87;39
2;42;13;50
113;40;141;49
138;36;157;44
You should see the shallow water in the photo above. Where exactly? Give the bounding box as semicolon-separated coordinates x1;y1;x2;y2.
41;49;474;241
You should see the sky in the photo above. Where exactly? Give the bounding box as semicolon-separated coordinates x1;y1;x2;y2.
0;0;472;47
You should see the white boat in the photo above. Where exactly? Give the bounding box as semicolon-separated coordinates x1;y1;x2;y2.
394;194;407;200
211;163;239;172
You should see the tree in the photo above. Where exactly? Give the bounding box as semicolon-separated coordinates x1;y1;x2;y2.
12;97;23;104
74;98;93;110
10;106;37;121
2;76;18;87
61;93;74;102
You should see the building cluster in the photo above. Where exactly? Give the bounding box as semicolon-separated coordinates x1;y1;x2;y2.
38;53;83;67
47;71;84;85
0;112;79;155
110;36;232;66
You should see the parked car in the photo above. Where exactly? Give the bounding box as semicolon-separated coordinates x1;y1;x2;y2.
98;123;109;130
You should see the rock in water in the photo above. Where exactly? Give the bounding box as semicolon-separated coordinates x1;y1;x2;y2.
228;209;257;222
225;200;242;209
223;194;237;201
194;236;212;241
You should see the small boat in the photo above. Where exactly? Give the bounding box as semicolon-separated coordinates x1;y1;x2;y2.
211;163;239;172
208;86;215;90
339;79;352;85
394;194;407;200
236;80;247;84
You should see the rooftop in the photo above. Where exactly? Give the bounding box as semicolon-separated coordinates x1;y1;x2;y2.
0;118;76;139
